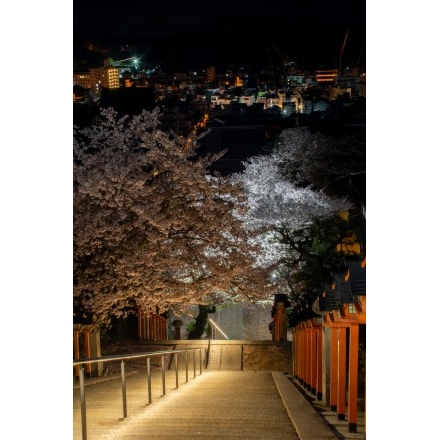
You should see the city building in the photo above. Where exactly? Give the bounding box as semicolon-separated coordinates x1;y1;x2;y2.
315;70;339;83
206;66;216;83
73;66;120;101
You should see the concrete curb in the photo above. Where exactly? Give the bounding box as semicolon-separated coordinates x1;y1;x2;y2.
272;371;338;440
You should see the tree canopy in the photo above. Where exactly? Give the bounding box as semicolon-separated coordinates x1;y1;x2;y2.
74;108;273;326
276;127;366;196
231;134;356;303
73;110;365;327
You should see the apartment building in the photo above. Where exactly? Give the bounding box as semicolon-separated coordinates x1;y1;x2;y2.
73;70;92;89
73;66;120;100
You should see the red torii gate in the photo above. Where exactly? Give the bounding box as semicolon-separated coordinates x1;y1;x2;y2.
322;294;366;432
271;302;288;342
73;324;103;378
137;307;168;340
292;314;323;399
291;257;366;434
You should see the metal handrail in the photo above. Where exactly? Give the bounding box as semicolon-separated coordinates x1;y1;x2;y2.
208;318;230;340
73;347;205;440
73;348;191;366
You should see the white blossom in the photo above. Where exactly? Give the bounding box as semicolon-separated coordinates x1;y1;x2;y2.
231;148;352;282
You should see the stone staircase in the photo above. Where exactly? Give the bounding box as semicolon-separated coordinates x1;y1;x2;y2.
74;370;301;439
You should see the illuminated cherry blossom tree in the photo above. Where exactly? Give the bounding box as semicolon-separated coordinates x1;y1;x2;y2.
74;108;273;326
231;146;353;302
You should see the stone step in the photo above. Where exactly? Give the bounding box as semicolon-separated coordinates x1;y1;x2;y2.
73;371;301;439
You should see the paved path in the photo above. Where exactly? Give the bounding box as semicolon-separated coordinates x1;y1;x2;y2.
73;369;344;440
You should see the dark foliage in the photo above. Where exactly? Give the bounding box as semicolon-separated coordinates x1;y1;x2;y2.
277;213;361;304
187;305;217;339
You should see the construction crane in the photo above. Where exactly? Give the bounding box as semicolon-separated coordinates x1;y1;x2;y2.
339;28;350;78
271;42;289;71
109;56;140;68
266;47;275;76
353;41;366;76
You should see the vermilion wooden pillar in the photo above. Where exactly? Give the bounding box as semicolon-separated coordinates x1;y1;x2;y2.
306;328;310;389
154;315;158;339
137;307;143;339
83;330;92;376
348;323;359;432
304;328;309;388
273;315;278;341
157;315;162;339
300;328;306;384
295;330;299;378
73;325;94;377
296;328;300;381
276;303;286;341
297;328;303;382
311;328;317;394
149;315;154;339
316;327;323;400
292;330;297;378
161;317;166;339
330;326;338;411
157;316;162;339
143;315;147;339
73;330;80;378
303;328;307;384
337;326;347;420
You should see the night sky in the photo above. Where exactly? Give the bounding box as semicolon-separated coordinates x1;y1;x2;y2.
74;0;366;71
74;0;365;38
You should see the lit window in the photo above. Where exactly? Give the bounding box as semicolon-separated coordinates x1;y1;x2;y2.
348;303;355;314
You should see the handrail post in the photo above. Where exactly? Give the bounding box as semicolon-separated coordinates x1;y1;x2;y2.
147;357;152;404
161;355;166;396
121;360;127;418
175;352;179;388
79;367;87;440
74;347;208;437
